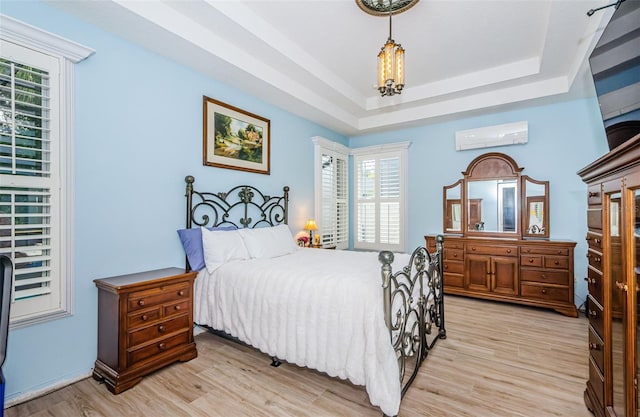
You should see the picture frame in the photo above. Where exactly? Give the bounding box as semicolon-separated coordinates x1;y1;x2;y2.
203;96;270;175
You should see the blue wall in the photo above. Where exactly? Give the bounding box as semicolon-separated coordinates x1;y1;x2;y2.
2;0;346;403
2;0;610;405
350;98;609;308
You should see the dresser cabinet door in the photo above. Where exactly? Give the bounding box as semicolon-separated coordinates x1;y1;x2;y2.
465;254;491;292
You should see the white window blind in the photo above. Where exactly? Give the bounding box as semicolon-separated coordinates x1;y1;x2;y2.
313;137;349;249
0;53;62;321
0;17;94;327
353;142;409;252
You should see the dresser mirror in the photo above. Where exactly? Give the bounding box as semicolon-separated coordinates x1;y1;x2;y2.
443;180;463;232
523;176;549;238
443;152;549;238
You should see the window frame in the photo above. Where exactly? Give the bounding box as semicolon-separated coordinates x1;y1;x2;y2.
351;141;410;252
312;136;349;250
1;15;94;328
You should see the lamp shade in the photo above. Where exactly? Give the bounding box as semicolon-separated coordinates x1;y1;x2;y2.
304;219;318;231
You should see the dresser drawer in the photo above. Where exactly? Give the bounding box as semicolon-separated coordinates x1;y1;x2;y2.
544;256;569;269
520;283;569;303
587;184;602;205
128;314;191;348
443;273;464;288
444;248;463;261
127;307;162;329
588;325;604;374
520;269;569;285
588;356;605;409
586;249;603;271
127;331;191;366
520;246;569;256
468;244;517;256
587;295;604;338
128;282;191;312
587;209;602;230
443;260;464;274
520;255;542;268
444;240;464;250
586;233;603;252
587;267;603;306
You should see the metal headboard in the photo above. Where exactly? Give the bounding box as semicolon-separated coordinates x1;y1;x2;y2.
185;175;289;230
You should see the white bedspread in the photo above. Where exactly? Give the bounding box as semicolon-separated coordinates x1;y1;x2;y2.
193;247;411;416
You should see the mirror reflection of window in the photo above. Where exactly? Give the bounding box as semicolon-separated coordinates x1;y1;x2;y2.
611;200;620;237
452;203;461;230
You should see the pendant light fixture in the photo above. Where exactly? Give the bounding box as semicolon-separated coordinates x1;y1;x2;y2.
377;1;404;96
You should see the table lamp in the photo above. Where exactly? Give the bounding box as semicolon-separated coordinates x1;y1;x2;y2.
304;219;318;247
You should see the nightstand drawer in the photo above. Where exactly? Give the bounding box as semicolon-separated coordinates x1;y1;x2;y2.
127;282;190;312
127;307;162;329
164;300;190;318
128;314;191;348
520;269;569;285
128;331;191;366
520;283;569;303
588;356;604;409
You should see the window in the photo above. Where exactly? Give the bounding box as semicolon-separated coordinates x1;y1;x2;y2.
352;142;409;252
0;16;93;327
312;137;349;249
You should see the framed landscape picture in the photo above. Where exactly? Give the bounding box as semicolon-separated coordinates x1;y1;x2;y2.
203;96;270;175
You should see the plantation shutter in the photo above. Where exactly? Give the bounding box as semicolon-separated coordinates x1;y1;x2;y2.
313;137;349;250
0;52;61;319
353;142;408;252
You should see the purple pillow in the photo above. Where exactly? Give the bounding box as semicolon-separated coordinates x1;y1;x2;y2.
177;226;237;271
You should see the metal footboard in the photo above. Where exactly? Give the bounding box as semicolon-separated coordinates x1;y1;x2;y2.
379;235;446;412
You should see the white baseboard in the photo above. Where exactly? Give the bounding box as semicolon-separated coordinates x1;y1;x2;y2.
4;371;92;408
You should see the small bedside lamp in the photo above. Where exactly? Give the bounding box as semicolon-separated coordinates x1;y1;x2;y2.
304;219;318;247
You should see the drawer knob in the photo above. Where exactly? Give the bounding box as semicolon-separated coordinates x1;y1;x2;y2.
594;239;600;244
589;310;597;317
158;343;166;350
506;249;511;254
589;342;600;351
471;247;476;251
174;305;181;311
541;274;546;279
158;325;166;333
541;288;547;294
616;281;629;292
589;191;599;198
141;314;148;321
554;260;559;265
528;258;534;263
138;300;145;306
453;253;458;258
594;257;601;262
178;290;185;296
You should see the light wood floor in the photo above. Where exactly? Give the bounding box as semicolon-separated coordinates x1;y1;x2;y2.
6;296;592;417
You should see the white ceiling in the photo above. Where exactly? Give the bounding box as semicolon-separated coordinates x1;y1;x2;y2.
46;0;614;136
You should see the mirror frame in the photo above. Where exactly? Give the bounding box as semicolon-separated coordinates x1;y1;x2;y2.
521;175;549;238
443;152;550;238
443;179;463;233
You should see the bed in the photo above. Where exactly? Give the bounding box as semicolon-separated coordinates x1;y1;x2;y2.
179;175;446;416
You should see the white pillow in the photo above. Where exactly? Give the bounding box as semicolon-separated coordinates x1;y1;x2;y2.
238;224;298;259
201;227;250;273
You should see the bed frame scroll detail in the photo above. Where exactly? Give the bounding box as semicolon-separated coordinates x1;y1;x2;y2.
379;234;446;404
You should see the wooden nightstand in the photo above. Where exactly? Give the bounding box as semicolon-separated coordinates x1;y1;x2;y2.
92;267;197;394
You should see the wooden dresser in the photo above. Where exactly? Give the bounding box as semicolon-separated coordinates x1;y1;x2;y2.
578;133;640;417
92;267;198;394
425;235;577;317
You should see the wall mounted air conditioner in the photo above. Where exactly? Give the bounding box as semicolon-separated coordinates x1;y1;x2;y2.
455;121;528;151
